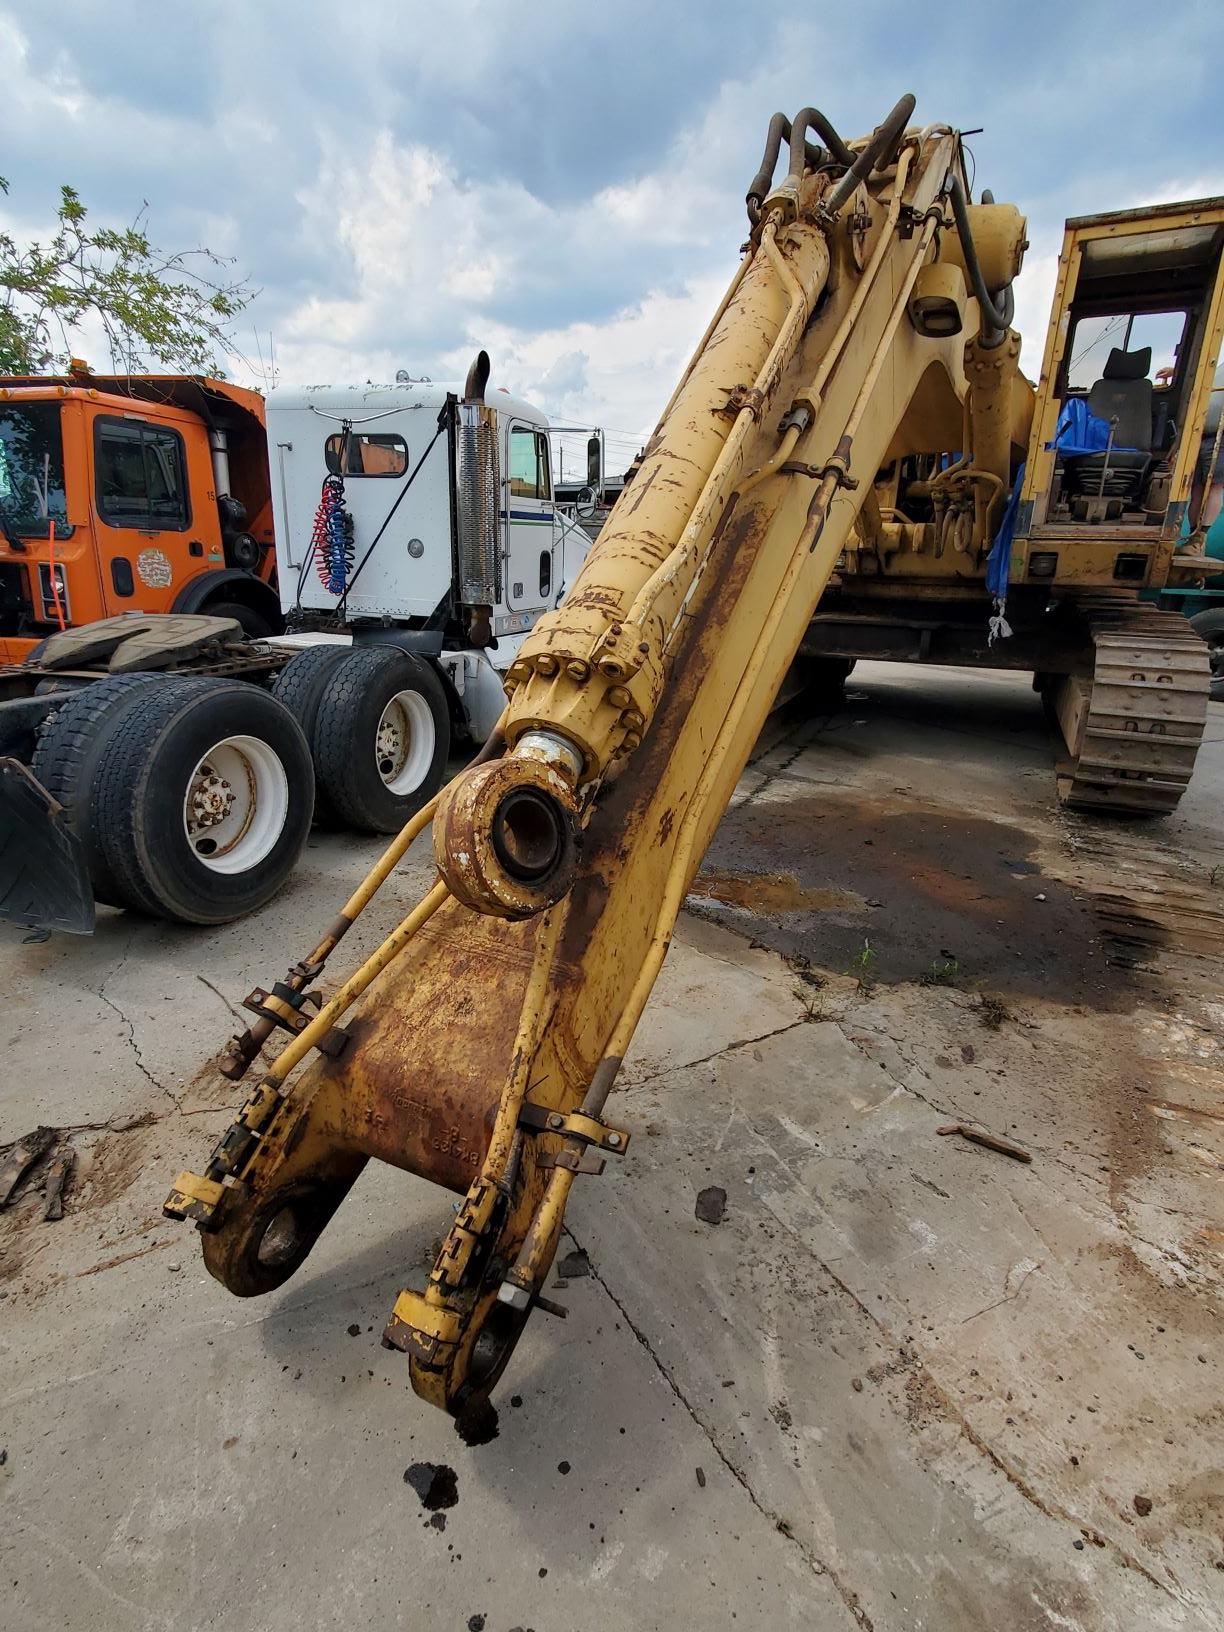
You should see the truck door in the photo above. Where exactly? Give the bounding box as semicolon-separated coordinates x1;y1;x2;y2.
89;411;198;616
504;421;555;616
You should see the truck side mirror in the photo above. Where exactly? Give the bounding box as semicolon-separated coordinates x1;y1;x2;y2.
587;435;602;490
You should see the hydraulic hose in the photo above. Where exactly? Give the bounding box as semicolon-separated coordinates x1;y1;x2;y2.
746;109;849;219
946;173;1012;346
821;93;916;220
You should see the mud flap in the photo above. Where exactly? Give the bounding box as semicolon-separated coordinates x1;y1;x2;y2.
0;758;95;934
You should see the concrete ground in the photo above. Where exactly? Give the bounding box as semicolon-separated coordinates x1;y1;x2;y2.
1;662;1221;1632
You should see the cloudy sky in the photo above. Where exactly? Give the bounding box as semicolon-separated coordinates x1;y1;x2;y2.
2;0;1221;470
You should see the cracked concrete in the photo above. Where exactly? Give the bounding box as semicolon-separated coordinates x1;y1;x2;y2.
1;662;1221;1632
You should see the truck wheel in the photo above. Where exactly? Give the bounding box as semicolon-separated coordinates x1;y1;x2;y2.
31;673;166;903
1189;608;1224;702
269;644;354;822
201;600;275;639
93;677;314;925
312;646;450;832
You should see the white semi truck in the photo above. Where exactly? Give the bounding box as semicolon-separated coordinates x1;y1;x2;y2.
262;352;593;831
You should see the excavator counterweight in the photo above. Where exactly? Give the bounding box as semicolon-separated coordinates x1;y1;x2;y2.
163;93;1217;1423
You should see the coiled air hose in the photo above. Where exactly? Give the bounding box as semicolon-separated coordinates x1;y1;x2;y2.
312;472;355;595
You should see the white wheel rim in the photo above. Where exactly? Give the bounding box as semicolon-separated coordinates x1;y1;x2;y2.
182;735;290;874
375;689;435;795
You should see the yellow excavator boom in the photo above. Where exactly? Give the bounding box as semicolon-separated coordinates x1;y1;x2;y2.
166;93;1034;1424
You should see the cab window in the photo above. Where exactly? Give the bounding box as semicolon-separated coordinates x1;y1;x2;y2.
324;432;408;476
1066;310;1188;391
95;417;190;530
509;426;551;499
0;402;68;533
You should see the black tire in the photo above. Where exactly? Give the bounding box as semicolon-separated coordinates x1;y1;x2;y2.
1190;607;1224;702
200;599;275;639
92;677;314;925
269;644;355;823
312;646;450;833
31;673;166;903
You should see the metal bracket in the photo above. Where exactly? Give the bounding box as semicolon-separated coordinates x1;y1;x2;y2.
518;1100;630;1154
242;981;322;1037
718;384;765;421
537;1147;608;1176
898;202;945;241
780;460;860;491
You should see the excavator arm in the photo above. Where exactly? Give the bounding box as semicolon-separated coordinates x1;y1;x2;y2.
165;93;1030;1425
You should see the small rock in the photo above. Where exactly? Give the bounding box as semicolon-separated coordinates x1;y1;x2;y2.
167;1263;182;1273
695;1186;727;1225
695;1466;706;1488
1133;1495;1153;1517
1073;1538;1084;1550
851;1377;864;1393
468;1617;486;1632
558;1249;590;1279
346;1323;361;1337
960;1043;975;1064
1035;893;1047;902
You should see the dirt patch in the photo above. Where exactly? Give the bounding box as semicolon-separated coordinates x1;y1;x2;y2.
696;788;1139;1009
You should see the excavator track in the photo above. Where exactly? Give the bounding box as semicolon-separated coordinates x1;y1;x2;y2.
1051;603;1209;815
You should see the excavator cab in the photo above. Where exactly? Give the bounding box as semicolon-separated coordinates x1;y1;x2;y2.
1016;199;1224;564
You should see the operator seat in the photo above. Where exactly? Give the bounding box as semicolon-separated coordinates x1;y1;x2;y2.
1062;345;1154;504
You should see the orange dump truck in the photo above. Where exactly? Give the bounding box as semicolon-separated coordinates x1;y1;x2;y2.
0;368;281;659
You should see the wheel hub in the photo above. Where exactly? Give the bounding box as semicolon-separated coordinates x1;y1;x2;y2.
189;763;234;830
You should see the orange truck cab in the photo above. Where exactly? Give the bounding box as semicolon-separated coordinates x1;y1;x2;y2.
0;369;280;662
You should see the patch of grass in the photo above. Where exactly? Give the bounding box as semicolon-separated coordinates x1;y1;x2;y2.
799;992;827;1022
849;938;877;992
919;957;961;988
1208;863;1223;888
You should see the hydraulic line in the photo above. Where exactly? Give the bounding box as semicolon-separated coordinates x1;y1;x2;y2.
746;109;853;219
219;711;509;1078
945;173;1012;343
262;878;451;1090
821;94;916;220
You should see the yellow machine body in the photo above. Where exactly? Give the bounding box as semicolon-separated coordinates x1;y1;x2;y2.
165;99;1218;1421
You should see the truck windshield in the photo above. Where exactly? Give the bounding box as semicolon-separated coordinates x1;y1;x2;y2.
0;402;69;534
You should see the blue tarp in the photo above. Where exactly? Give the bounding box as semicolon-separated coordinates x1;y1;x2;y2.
985;460;1023;600
1047;398;1139;458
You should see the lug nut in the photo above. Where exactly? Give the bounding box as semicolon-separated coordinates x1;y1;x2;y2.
606;1132;622;1149
535;655;558;676
566;660;589;681
548;1112;564;1130
608;686;631;708
623;730;642;751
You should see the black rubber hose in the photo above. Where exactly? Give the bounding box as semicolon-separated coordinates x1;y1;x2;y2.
747;112;836;218
945;173;1011;341
822;93;917;219
787;106;855;175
